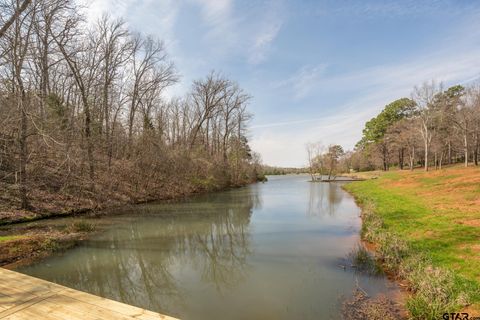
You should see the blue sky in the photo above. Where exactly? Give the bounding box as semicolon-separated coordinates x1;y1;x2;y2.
86;0;480;167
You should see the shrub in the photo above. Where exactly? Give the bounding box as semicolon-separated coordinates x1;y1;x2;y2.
68;220;96;233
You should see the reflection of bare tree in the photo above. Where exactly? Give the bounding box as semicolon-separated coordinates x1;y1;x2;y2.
194;204;252;292
26;187;256;314
307;182;343;217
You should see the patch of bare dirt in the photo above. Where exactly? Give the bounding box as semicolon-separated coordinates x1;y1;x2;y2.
460;219;480;227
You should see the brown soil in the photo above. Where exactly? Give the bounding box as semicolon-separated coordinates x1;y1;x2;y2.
0;172;228;226
461;219;480;227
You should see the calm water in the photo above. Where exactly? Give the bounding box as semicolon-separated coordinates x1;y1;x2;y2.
18;175;397;319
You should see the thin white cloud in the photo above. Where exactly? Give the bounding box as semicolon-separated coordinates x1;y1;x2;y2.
248;0;285;65
196;0;232;24
273;64;327;99
250;95;385;167
191;0;286;65
251;116;331;129
248;18;282;65
81;0;135;22
191;0;237;52
252;26;480;167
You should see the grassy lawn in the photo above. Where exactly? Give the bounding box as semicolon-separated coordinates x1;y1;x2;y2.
344;165;480;316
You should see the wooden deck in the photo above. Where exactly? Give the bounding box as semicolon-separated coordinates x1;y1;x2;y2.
0;268;179;320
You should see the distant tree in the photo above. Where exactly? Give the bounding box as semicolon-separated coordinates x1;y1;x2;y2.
412;81;441;171
357;98;416;171
306;141;324;181
325;144;344;180
351;82;480;172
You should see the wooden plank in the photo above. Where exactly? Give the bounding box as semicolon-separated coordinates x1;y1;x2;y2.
0;293;32;310
60;288;178;320
0;293;12;311
1;312;31;320
40;294;141;320
2;307;63;320
0;268;179;320
0;269;61;291
0;281;55;301
15;296;128;320
0;292;58;319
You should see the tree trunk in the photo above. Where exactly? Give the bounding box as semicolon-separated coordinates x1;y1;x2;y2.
448;141;452;165
410;146;415;171
80;95;95;189
382;143;388;171
424;141;429;171
398;148;404;170
19;92;29;209
474;133;479;166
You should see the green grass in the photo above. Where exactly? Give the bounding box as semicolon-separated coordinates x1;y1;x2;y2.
0;235;25;243
345;177;480;280
344;169;480;319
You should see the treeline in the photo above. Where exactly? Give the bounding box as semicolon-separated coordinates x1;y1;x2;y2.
0;0;261;216
261;166;306;176
352;82;480;171
306;81;480;175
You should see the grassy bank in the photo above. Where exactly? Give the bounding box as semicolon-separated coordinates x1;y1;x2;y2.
0;218;102;268
344;166;480;319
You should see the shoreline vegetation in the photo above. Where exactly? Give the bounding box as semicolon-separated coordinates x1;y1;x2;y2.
343;165;480;319
0;180;261;268
305;81;480;319
0;2;266;268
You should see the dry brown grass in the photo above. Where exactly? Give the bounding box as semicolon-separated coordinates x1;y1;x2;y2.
381;165;480;221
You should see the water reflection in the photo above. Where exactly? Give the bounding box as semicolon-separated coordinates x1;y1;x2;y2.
19;176;397;320
307;181;344;217
21;189;256;315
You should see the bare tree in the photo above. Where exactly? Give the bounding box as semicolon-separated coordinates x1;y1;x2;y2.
0;1;259;215
189;72;228;150
127;34;176;156
412;81;441;171
306;141;324;181
1;0;37;208
0;0;32;38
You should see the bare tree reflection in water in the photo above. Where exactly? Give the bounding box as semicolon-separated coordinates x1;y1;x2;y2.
18;176;399;320
307;181;344;217
27;188;257;314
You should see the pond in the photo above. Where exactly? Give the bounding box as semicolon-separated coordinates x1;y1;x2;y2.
18;175;398;319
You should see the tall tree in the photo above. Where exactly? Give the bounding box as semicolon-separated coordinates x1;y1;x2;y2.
357;98;415;171
412;81;440;171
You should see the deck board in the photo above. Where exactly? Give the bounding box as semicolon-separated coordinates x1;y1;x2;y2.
0;268;179;320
